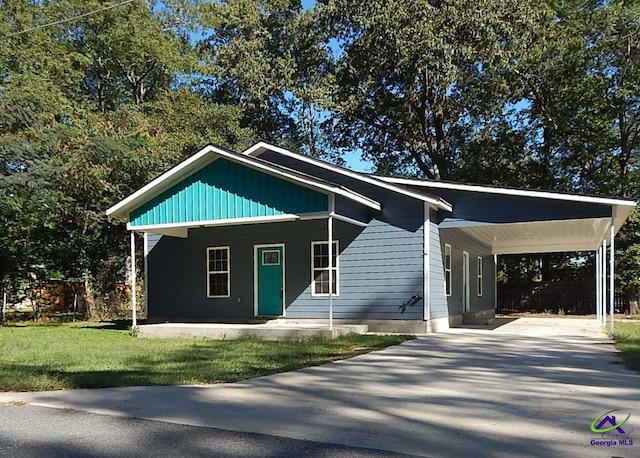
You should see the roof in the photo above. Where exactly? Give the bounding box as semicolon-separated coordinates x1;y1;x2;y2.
107;144;381;220
242;142;453;212
376;176;636;234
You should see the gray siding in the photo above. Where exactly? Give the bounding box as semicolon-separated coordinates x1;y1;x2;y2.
439;228;496;317
146;195;426;321
288;196;424;319
147;233;162;253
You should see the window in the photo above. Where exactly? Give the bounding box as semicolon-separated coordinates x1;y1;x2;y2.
477;256;483;296
262;250;280;265
207;247;230;297
311;241;339;296
444;244;452;296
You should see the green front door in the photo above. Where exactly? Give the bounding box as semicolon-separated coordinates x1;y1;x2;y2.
257;245;284;316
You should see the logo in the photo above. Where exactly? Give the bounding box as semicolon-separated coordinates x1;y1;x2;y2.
591;410;630;434
590;410;634;448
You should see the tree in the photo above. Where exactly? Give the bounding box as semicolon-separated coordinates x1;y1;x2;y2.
198;0;340;161
316;0;541;179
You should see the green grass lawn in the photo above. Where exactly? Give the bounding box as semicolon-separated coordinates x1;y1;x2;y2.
613;321;640;372
0;322;412;392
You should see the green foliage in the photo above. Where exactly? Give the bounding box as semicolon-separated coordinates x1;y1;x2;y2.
613;322;640;373
616;208;640;302
0;322;413;391
0;0;251;313
0;0;639;314
317;0;542;179
198;0;341;161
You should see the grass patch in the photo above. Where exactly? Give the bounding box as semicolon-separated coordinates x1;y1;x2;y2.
613;322;640;372
0;322;413;391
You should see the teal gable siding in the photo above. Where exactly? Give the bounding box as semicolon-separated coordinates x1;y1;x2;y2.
130;158;328;227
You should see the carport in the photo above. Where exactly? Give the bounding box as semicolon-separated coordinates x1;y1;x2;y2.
379;177;636;332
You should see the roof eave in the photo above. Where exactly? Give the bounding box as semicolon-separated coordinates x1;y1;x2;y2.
243;142;452;211
107;143;382;221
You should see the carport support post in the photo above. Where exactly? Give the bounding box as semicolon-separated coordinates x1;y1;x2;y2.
328;194;335;331
600;240;607;326
609;224;615;335
130;231;137;329
595;247;600;323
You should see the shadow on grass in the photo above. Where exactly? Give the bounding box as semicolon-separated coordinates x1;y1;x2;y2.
1;334;413;391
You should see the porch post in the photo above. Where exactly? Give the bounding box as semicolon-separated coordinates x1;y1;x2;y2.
130;231;137;328
143;232;149;317
595;247;600;323
610;223;615;335
328;194;335;331
423;203;430;322
600;240;607;326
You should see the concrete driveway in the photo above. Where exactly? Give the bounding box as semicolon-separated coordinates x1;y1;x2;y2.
2;318;639;457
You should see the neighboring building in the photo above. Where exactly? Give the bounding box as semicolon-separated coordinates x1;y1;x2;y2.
106;142;635;332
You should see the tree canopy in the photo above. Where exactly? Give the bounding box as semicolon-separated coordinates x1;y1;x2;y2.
1;0;638;314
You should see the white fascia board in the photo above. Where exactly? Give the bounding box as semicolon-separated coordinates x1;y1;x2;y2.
107;144;222;219
127;214;301;231
378;176;637;208
243;142;451;212
107;144;380;221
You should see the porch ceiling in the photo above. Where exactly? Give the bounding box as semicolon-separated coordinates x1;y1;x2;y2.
440;217;613;254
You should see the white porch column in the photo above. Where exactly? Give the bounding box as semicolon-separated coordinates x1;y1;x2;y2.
610;223;615;335
328;194;335;331
130;231;137;328
595;247;601;323
423;203;430;321
327;194;336;331
600;240;607;326
143;232;149;317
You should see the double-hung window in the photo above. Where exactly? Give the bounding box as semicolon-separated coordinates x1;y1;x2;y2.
207;247;230;298
444;244;452;296
477;256;483;296
311;241;339;296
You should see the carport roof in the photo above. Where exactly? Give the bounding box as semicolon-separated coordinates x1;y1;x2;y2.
378;177;636;254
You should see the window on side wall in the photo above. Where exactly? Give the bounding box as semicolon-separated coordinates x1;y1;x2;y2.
311;241;339;296
477;256;483;296
207;246;230;298
444;244;452;296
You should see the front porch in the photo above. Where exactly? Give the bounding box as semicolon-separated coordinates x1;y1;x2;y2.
136;320;368;340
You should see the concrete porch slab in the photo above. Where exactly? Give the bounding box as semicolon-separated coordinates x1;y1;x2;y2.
136;322;368;340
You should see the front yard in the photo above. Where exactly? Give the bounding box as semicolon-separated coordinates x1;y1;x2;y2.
613;321;640;372
0;322;412;391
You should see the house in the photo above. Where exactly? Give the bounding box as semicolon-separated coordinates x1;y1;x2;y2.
106;142;636;333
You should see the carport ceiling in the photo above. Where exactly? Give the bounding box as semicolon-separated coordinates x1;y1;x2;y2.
440;217;613;254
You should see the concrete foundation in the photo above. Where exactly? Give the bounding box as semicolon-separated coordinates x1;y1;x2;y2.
136;322;368;341
463;309;496;325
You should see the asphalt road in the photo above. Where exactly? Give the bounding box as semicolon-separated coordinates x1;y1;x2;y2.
0;405;415;458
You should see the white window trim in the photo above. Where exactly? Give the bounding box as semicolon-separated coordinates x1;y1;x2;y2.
444;243;452;297
477;256;483;297
207;246;230;298
311;240;339;297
